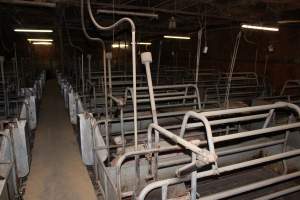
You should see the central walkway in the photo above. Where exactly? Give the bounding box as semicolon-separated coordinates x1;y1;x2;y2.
24;80;97;200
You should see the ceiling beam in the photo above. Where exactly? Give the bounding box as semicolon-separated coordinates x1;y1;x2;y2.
0;0;56;8
67;0;248;22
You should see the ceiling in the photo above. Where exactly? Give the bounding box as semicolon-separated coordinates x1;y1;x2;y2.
1;0;300;47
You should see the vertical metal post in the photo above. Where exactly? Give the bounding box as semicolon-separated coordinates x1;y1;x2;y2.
106;52;112;116
132;31;138;152
195;29;203;84
13;43;20;92
191;152;197;200
124;39;127;74
93;85;96;113
74;53;78;91
262;54;269;96
135;154;141;192
162;185;168;200
120;107;125;152
104;173;108;198
224;31;242;108
0;56;7;117
282;114;293;174
194;29;203;108
264;54;269;76
87;54;92;81
20;57;24;87
254;48;258;73
156;40;162;85
81;53;85;96
102;49;110;164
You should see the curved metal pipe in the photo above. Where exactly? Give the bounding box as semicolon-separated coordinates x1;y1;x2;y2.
87;0;138;150
179;111;217;166
81;0;110;160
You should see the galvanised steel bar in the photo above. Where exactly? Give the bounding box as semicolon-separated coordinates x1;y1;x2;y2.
191;152;197;200
141;52;160;179
156;41;162;85
179;111;217;165
115;140;204;198
160;139;285;169
282;114;293;174
200;102;300;118
147;123;216;164
253;185;300;200
213;122;300;143
138;149;300;199
195;29;203;85
199;171;300;200
262;109;274;128
136;95;198;103
184;113;269;131
224;31;242;108
106;52;113;116
132;84;199;90
280;80;300;96
81;53;85;96
124;84;201;108
0;56;7;116
86;80;96;112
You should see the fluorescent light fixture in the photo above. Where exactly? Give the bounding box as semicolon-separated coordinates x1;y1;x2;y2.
241;24;279;32
163;35;191;40
277;20;300;24
27;38;53;42
32;42;52;45
112;42;128;49
14;29;53;33
137;42;152;45
119;44;128;48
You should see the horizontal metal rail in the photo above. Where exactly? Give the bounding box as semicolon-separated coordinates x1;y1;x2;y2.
199;171;300;200
138;149;300;199
253;185;300;200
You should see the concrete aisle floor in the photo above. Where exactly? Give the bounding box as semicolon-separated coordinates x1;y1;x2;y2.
24;80;97;200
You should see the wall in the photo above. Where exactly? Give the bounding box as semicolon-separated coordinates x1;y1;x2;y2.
151;25;300;94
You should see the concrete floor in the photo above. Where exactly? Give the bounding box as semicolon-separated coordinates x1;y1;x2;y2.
24;80;97;200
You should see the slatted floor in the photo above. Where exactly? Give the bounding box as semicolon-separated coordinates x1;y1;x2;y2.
24;80;97;200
